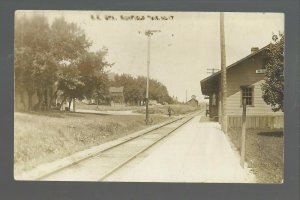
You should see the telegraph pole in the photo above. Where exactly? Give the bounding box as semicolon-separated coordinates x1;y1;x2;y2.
240;98;247;167
144;30;160;125
220;12;227;132
185;90;187;103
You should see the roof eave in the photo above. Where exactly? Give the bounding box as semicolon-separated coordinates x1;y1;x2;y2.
200;44;270;85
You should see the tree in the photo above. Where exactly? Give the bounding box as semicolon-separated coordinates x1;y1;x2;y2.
77;50;112;102
57;62;85;109
32;52;58;110
14;47;35;110
110;73;172;105
51;17;92;108
15;14;55;110
148;79;171;104
14;14;103;111
261;33;284;112
93;74;110;105
50;17;91;62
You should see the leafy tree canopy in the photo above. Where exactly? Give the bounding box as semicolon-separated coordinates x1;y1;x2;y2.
261;33;284;112
111;73;172;104
14;14;111;111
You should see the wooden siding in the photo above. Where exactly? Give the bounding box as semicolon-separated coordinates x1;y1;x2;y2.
225;53;284;116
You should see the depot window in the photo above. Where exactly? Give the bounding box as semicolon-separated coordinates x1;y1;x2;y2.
241;86;254;106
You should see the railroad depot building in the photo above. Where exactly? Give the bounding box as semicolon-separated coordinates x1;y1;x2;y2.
200;46;283;129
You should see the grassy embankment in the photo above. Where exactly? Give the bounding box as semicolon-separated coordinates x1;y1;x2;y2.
15;103;200;173
75;101;141;111
227;127;283;183
14;103;202;172
14;111;169;173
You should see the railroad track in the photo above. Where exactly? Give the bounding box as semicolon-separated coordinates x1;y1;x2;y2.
30;112;200;181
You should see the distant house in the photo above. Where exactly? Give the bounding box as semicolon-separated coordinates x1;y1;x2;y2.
187;95;198;107
109;86;124;105
200;45;283;129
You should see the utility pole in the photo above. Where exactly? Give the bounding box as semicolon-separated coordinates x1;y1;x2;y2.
240;98;247;167
220;12;227;132
144;30;160;125
186;90;187;103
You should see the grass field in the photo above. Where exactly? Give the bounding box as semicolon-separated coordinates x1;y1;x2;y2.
76;101;202;116
134;104;201;116
14;111;169;173
227;128;283;183
75;101;141;111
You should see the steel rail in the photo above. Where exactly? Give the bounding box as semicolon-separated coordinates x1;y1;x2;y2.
36;111;200;180
98;114;197;181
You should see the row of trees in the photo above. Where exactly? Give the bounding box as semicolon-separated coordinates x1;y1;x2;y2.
15;14;112;111
110;74;173;105
15;14;173;111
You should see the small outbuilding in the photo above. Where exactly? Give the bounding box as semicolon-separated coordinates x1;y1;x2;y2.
187;95;198;107
109;86;125;105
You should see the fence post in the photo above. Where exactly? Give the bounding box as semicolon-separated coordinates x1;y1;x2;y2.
240;98;247;168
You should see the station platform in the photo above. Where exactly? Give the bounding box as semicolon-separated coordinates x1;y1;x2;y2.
105;115;255;183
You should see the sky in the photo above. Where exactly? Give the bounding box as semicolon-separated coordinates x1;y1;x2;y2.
16;11;284;102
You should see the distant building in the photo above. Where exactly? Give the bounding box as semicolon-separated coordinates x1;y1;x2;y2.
200;45;283;129
109;86;124;105
187;95;198;107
